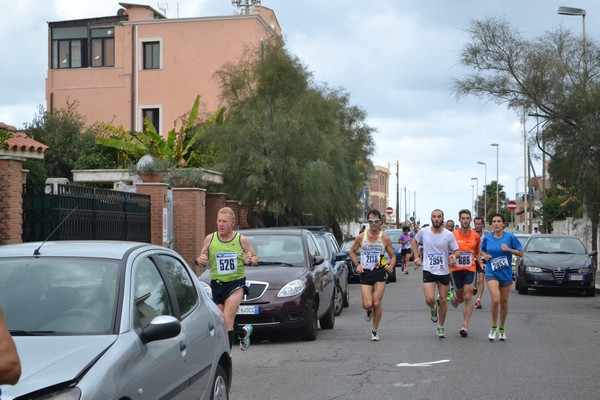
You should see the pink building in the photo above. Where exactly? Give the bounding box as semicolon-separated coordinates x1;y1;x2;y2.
46;2;281;133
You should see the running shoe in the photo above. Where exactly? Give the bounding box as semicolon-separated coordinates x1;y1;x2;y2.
472;286;478;295
364;308;373;322
488;326;497;341
446;288;455;302
475;299;482;309
404;270;409;274
498;329;506;341
239;324;253;351
436;326;446;338
371;330;380;341
459;324;468;337
450;295;459;309
430;303;438;323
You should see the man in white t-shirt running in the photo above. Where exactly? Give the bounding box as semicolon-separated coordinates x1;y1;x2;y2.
411;209;459;338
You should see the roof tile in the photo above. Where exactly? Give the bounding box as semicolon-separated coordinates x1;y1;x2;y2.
1;122;48;153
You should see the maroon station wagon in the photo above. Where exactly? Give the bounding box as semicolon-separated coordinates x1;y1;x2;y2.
199;228;336;340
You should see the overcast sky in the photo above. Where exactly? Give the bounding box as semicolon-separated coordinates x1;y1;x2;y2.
1;0;598;224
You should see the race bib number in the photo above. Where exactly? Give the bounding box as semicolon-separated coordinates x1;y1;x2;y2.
361;250;379;271
427;252;445;271
457;252;473;267
490;256;509;272
216;252;238;274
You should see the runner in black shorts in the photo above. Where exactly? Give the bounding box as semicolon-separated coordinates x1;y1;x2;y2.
349;209;396;341
422;270;451;285
412;209;459;339
196;207;258;351
211;277;248;305
359;266;388;286
473;216;486;309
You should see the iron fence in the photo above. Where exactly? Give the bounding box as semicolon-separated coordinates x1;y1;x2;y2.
23;184;151;243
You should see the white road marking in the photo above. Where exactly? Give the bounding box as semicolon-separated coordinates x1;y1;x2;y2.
395;359;450;367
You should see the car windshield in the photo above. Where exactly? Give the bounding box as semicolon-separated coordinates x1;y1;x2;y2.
0;257;119;335
341;240;354;252
515;235;530;246
314;237;332;259
524;237;587;255
386;232;402;242
246;234;306;265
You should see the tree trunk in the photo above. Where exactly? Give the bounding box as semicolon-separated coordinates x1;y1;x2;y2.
328;217;343;243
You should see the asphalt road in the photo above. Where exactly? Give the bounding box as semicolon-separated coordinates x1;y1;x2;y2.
230;265;600;400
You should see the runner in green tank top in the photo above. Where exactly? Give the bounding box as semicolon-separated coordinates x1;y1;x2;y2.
196;207;258;351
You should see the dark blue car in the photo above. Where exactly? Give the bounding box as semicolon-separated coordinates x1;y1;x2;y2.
312;231;350;316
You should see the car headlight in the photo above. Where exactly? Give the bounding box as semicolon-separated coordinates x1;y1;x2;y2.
577;267;593;274
199;281;213;299
525;266;543;273
36;387;81;400
277;279;305;297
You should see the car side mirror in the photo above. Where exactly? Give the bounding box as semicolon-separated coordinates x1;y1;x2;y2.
335;252;346;262
139;315;181;344
313;254;324;266
590;250;598;257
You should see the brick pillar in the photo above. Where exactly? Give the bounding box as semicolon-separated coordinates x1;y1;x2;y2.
226;200;242;229
0;158;25;244
172;188;206;272
136;183;169;246
238;205;250;229
205;193;227;234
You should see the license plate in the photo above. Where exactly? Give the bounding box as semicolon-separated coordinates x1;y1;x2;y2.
568;275;585;281
237;305;259;315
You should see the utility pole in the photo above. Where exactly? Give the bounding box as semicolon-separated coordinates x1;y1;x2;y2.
523;109;528;233
396;161;400;228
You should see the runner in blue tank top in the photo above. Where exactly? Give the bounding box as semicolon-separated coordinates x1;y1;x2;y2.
481;213;523;341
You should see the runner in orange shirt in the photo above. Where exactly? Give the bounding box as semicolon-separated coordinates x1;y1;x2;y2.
450;209;481;337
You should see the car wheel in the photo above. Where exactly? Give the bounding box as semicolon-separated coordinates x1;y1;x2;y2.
342;285;350;308
388;267;397;283
584;288;596;297
211;364;229;400
319;295;335;330
517;277;528;295
333;285;343;316
300;303;318;341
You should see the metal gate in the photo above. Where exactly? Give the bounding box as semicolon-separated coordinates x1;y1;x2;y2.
23;183;151;243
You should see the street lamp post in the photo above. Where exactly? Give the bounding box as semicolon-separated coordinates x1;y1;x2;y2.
558;6;586;76
477;161;487;223
471;177;478;216
491;143;499;213
471;185;475;217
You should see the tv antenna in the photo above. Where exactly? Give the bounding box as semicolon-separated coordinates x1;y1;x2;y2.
157;2;169;16
232;0;261;15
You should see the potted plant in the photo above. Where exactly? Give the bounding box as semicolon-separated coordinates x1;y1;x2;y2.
165;168;207;188
134;157;171;183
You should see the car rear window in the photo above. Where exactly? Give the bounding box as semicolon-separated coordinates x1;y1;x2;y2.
246;234;306;264
0;257;119;335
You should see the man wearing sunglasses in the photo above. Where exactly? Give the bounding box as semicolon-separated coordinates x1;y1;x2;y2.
349;209;396;341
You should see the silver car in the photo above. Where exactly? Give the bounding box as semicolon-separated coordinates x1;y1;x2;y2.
0;241;231;399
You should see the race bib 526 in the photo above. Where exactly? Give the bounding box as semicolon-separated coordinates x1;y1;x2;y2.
216;252;238;274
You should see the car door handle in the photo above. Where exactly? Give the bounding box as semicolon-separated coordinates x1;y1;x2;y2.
208;322;215;332
179;341;187;351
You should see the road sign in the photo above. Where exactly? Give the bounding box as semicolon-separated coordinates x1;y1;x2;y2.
507;200;517;211
386;207;394;215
